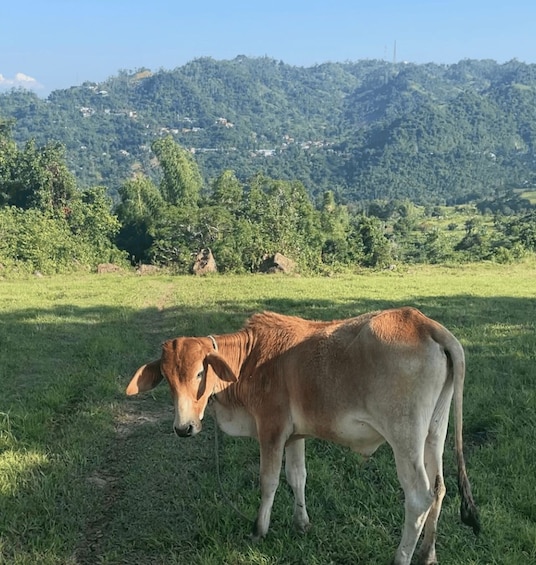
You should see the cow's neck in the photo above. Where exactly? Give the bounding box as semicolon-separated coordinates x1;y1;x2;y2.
208;329;258;436
212;328;254;395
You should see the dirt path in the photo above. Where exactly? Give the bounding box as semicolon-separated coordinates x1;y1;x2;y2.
74;285;176;564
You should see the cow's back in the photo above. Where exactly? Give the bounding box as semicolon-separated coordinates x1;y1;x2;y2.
276;308;451;449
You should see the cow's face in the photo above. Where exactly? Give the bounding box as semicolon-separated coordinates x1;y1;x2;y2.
162;338;214;437
126;337;237;437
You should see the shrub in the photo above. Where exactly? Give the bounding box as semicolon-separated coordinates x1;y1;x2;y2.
0;207;126;275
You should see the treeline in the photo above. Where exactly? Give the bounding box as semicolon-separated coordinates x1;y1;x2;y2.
0;120;125;273
1;57;536;205
1;125;535;276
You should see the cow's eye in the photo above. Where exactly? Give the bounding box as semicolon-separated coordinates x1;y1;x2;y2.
196;369;205;380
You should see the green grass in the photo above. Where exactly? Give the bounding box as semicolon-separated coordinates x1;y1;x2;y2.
1;262;535;564
516;189;536;205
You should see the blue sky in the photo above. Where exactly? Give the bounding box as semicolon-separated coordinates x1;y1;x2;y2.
2;0;535;96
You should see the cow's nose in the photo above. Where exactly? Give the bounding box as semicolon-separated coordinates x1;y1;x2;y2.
174;424;194;437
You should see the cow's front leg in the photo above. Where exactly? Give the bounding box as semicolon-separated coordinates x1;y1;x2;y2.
251;427;287;541
285;438;310;532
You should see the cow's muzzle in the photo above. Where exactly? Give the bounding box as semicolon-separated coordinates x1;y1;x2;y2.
173;422;201;437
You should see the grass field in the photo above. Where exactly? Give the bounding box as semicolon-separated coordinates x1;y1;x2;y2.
1;262;535;564
517;190;536;205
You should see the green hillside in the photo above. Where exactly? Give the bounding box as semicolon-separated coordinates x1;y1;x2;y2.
1;57;536;204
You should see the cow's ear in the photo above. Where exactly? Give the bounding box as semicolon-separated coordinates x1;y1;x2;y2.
205;353;237;383
126;360;163;395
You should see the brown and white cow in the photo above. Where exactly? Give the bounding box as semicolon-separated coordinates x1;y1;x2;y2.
126;307;480;565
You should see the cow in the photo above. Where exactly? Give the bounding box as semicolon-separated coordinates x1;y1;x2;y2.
126;307;480;565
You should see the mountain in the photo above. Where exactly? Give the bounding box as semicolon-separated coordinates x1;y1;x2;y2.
1;56;535;205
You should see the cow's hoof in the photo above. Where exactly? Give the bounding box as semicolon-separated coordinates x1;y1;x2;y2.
295;521;311;534
417;547;437;564
250;520;265;543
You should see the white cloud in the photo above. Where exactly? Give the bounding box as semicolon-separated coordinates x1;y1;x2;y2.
0;72;44;92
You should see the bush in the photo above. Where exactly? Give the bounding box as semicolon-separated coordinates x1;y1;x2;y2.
0;207;126;275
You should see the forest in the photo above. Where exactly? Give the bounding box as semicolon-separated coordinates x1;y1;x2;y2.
0;57;535;275
0;120;534;275
2;57;536;203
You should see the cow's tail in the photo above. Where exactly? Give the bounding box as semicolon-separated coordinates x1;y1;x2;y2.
446;331;481;536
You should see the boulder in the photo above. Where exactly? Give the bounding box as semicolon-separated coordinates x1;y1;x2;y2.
136;264;160;275
97;263;122;274
260;252;296;274
192;248;217;275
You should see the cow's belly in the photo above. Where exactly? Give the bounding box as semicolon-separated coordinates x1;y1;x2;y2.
292;408;385;456
334;413;386;456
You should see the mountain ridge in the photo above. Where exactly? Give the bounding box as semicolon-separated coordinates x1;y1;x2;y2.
1;56;535;205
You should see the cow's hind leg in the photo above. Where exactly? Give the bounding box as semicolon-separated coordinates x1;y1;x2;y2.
417;387;452;564
392;446;434;565
417;470;446;565
285;438;310;532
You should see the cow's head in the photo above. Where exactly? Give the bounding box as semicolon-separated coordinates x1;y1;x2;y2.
126;337;237;437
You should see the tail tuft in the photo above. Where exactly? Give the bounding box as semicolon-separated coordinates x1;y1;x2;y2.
458;470;481;536
461;499;481;536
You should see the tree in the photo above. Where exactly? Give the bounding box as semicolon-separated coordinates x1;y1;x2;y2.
241;174;322;271
496;210;536;252
68;185;122;259
351;215;393;268
210;169;243;212
319;191;351;265
0;122;125;272
0;118;17;205
115;175;165;263
151;136;203;210
455;217;492;260
0;139;76;213
422;229;454;264
116;175;165;225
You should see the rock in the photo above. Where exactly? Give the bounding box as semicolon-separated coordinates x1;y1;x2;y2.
136;264;160;275
97;263;122;274
260;252;296;274
192;248;217;275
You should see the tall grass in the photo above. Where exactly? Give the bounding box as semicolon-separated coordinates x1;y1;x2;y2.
0;261;535;564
